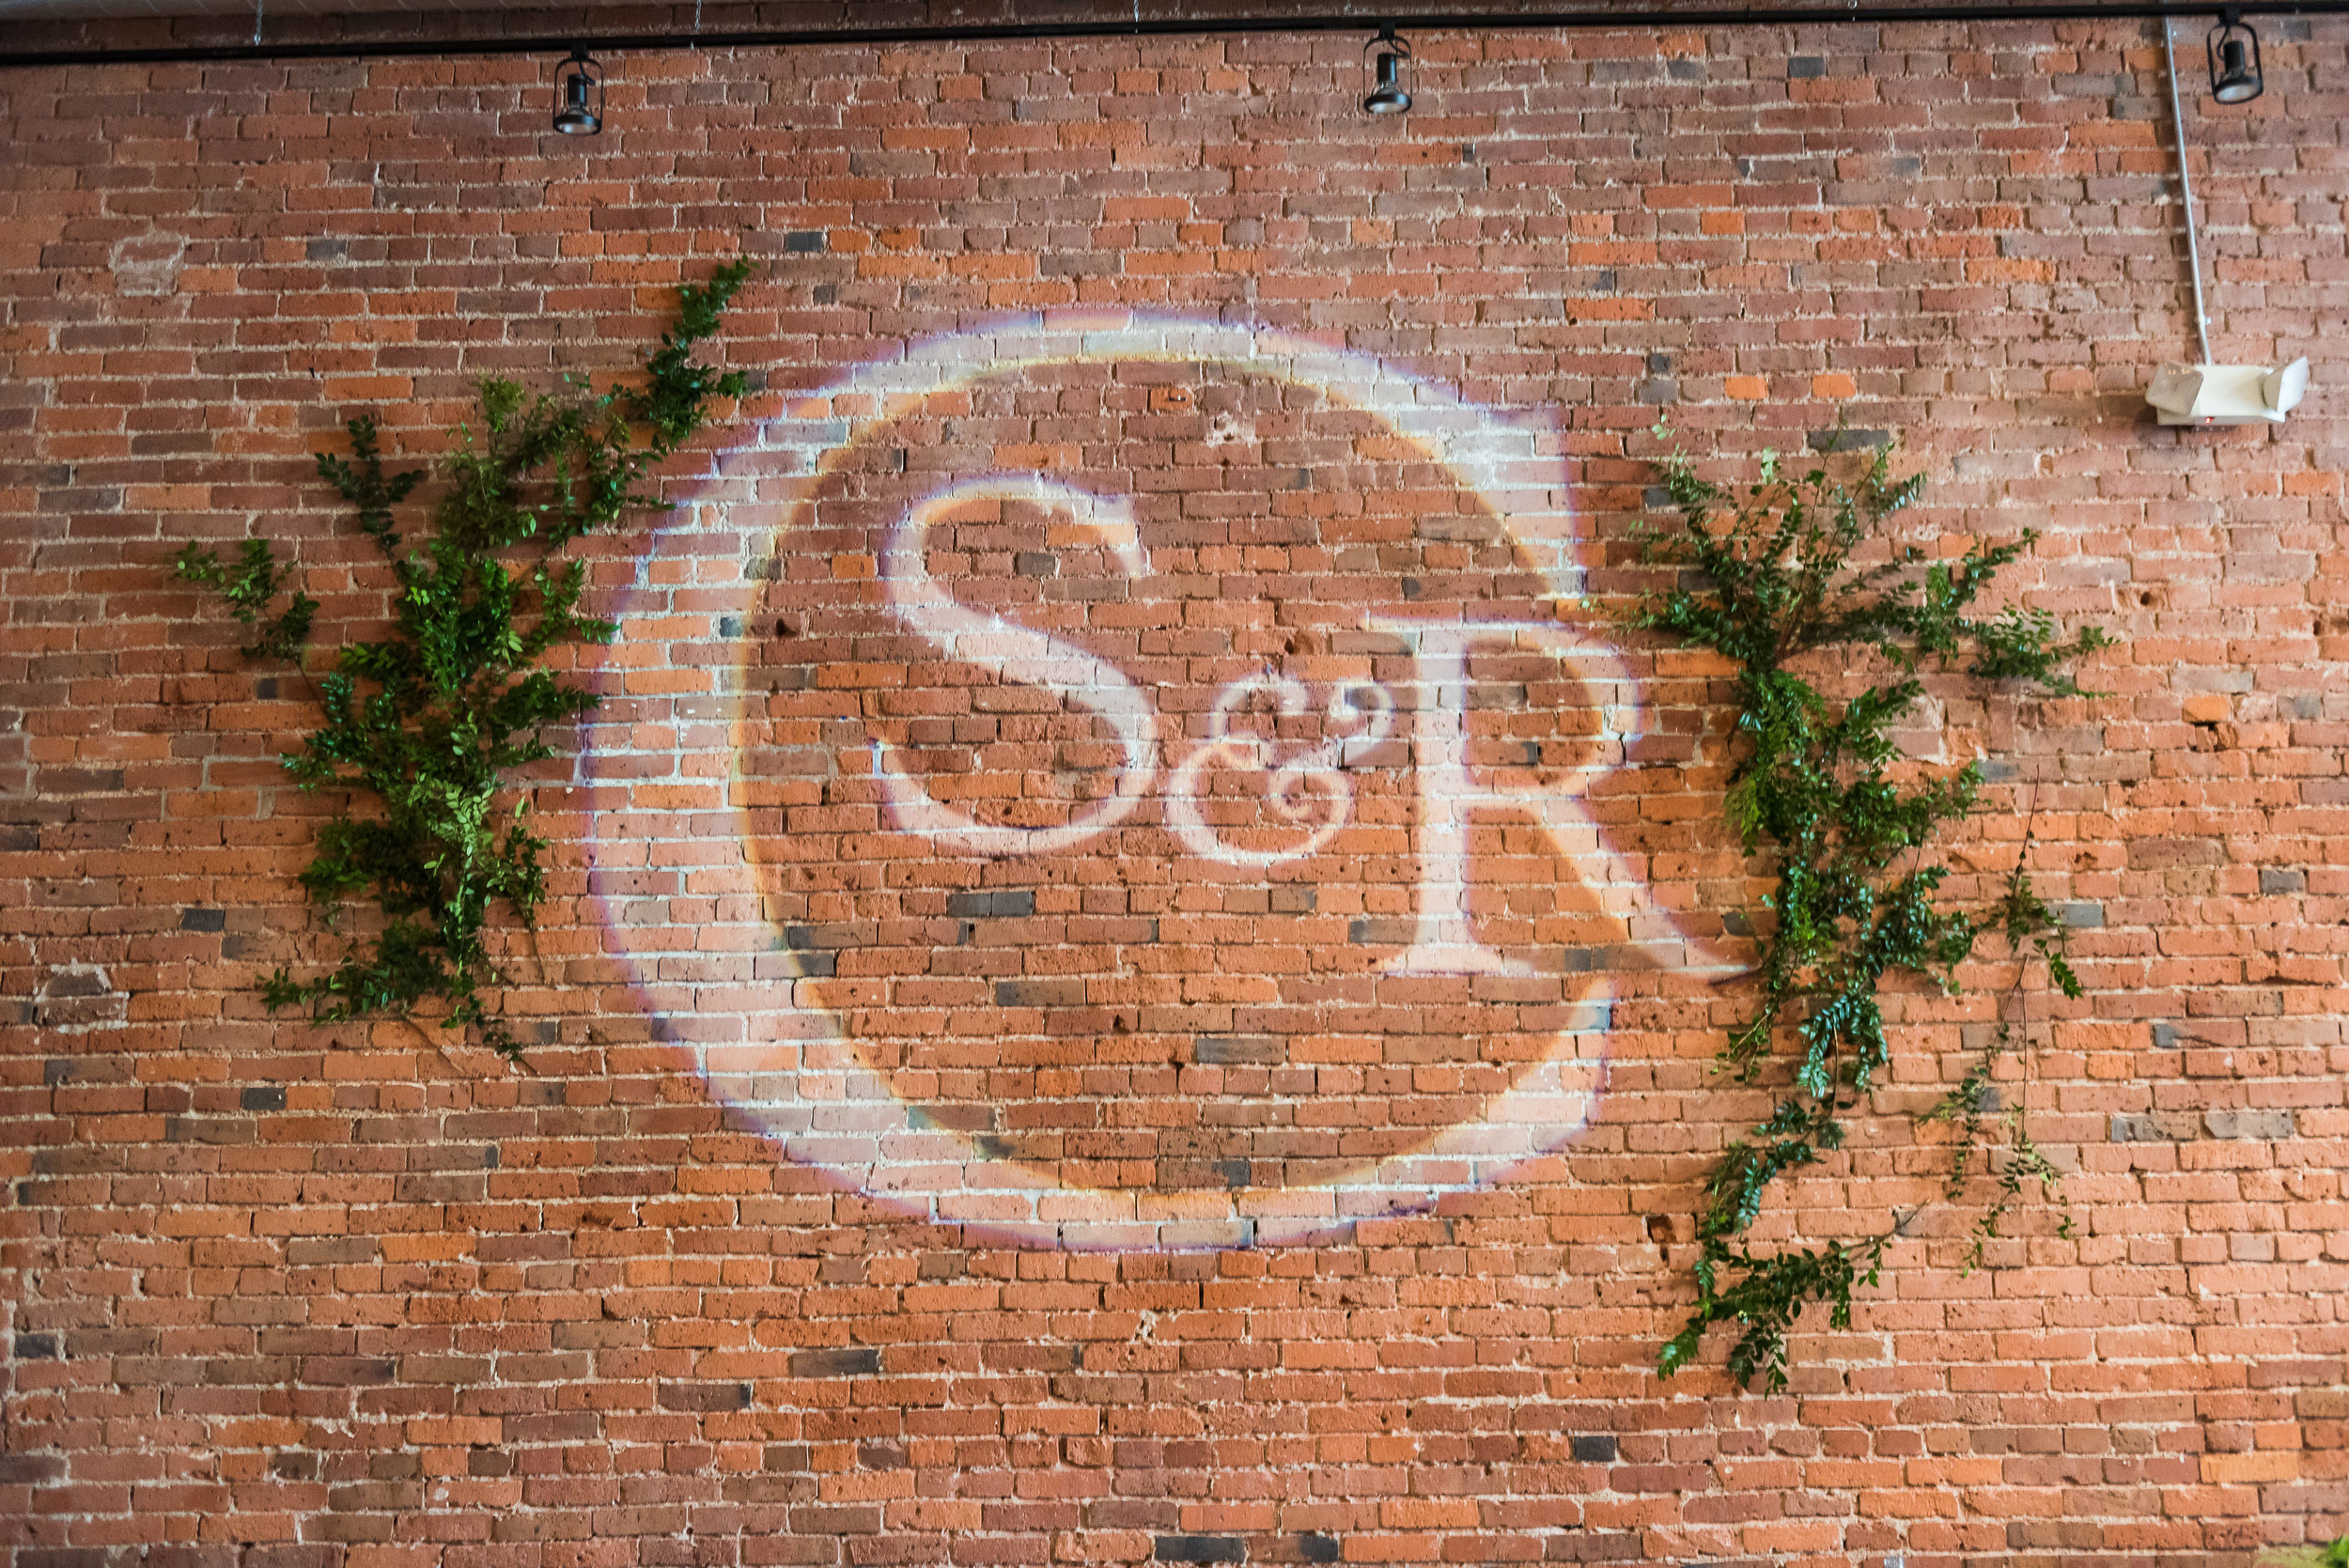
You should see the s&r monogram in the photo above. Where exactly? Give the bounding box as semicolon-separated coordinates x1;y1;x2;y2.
875;467;1623;979
590;314;1683;1251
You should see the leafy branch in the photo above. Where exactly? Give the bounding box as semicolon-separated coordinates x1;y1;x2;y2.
1638;428;2112;1390
1920;857;2082;1273
175;258;755;1059
171;537;318;660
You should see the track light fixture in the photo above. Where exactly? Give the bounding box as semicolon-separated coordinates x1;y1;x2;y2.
553;45;603;135
2145;15;2306;426
2207;8;2262;103
1361;24;1411;116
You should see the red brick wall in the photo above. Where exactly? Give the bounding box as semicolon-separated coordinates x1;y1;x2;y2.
2;19;2345;1566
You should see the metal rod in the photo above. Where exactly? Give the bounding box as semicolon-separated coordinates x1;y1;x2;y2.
2161;15;2216;365
0;2;2340;71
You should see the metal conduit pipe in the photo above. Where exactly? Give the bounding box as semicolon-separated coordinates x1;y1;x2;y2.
1;1;2341;70
2160;15;2217;367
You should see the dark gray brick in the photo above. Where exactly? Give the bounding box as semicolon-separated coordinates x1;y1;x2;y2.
789;1347;879;1377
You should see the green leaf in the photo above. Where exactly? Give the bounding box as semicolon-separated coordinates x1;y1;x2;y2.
176;536;319;659
174;259;755;1063
1640;419;2111;1388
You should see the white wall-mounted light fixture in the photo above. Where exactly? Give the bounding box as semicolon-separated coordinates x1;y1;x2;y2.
2146;358;2310;426
2147;15;2307;427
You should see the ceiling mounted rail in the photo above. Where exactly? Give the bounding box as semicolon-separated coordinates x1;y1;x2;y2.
2;1;2341;70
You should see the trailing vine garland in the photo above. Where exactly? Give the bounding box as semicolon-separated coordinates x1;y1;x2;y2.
1636;433;2112;1390
176;259;754;1059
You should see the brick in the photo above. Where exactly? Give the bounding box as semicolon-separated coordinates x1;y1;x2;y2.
2110;1113;2199;1142
658;1382;754;1412
992;979;1086;1007
1193;1035;1281;1066
945;890;1036;919
2205;1110;2296;1141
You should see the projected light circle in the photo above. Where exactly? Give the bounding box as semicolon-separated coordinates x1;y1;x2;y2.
588;312;1685;1250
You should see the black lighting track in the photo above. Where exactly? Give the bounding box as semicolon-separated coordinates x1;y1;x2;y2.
0;2;2339;70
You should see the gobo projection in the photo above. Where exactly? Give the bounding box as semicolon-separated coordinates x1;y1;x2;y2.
585;313;1695;1250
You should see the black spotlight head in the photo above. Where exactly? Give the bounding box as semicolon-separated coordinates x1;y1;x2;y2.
554;46;604;135
1362;26;1412;116
2208;11;2263;104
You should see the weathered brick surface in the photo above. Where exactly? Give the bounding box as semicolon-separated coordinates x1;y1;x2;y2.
2;18;2347;1566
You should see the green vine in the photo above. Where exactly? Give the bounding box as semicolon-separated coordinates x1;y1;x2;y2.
175;258;754;1060
1920;849;2081;1274
173;537;319;660
1636;430;2112;1391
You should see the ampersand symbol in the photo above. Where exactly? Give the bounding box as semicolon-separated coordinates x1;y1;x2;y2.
1165;672;1393;866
